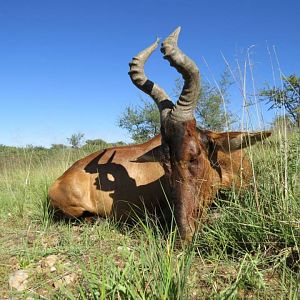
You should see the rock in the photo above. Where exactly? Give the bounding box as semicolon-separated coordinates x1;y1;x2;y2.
53;272;77;289
64;273;77;285
8;270;29;291
50;266;57;272
41;254;59;268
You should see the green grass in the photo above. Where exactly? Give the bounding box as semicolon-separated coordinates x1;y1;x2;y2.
0;129;299;299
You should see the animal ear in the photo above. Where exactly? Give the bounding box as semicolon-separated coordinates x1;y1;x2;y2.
213;131;272;152
132;146;164;163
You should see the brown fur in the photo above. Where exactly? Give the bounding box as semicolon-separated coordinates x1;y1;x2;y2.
160;119;270;241
48;130;270;234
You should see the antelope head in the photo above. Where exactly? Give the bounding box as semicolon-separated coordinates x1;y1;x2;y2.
129;27;269;242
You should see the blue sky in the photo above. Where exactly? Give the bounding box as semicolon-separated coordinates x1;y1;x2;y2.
0;0;299;147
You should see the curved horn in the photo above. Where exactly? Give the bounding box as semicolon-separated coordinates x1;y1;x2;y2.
129;39;174;118
161;27;200;122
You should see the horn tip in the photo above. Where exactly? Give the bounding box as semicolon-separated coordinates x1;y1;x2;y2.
174;26;181;35
163;26;181;45
170;26;181;39
149;37;160;50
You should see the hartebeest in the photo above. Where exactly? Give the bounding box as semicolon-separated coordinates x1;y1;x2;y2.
49;28;271;242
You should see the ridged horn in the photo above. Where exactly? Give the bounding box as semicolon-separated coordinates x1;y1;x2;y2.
129;39;174;118
161;27;200;122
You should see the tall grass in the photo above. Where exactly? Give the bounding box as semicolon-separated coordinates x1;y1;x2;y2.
0;125;299;299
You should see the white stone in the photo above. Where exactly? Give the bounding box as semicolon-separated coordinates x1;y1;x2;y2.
8;270;29;291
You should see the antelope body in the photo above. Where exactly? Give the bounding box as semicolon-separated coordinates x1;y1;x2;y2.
49;28;270;242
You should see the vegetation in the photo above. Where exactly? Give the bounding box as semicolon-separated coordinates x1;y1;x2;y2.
1;122;299;298
118;98;160;143
67;132;85;148
191;68;235;131
83;139;126;152
51;143;67;150
260;74;300;128
270;115;295;131
119;70;235;143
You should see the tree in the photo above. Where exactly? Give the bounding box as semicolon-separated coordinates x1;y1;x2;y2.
51;143;67;150
85;138;109;148
260;74;300;128
119;69;234;143
67;132;85;148
197;69;235;131
83;138;127;150
118;98;160;143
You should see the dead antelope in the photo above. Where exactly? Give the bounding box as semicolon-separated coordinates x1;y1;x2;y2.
49;28;271;242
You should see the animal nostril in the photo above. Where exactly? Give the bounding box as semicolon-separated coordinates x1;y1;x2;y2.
189;158;198;164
